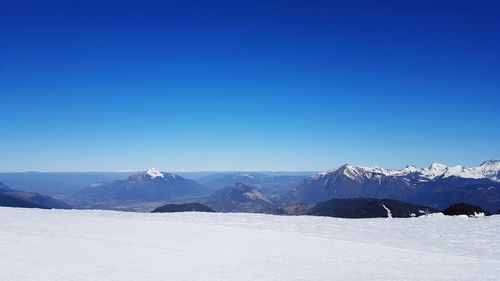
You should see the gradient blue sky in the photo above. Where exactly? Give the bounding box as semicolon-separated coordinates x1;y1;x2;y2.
1;0;499;172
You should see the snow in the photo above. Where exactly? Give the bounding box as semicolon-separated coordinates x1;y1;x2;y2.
401;165;418;174
419;162;449;179
381;204;392;218
315;168;337;178
443;165;484;179
479;160;500;180
1;207;499;281
342;165;364;180
145;168;164;179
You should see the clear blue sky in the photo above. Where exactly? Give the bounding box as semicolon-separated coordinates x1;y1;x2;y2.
1;0;499;172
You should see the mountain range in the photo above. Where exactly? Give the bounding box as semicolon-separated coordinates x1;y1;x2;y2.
4;160;497;214
286;160;500;212
198;172;308;200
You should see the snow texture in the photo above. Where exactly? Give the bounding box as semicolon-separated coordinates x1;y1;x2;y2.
145;168;164;179
1;207;499;281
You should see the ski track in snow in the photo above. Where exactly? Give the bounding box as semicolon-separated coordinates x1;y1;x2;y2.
1;207;499;281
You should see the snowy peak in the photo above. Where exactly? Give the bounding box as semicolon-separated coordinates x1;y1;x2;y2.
421;162;498;180
337;164;365;179
316;163;416;181
420;163;449;179
145;168;164;179
315;164;371;183
481;160;500;167
443;165;483;179
402;165;418;174
429;162;447;170
479;160;500;180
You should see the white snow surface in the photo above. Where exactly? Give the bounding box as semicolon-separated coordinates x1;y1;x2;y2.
1;207;499;281
145;168;164;179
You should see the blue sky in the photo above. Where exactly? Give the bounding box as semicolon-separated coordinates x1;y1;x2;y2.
1;0;499;172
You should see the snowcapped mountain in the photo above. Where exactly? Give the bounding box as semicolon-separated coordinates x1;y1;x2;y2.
126;167;181;182
419;162;493;180
313;160;500;182
478;160;500;181
287;160;500;211
73;168;209;208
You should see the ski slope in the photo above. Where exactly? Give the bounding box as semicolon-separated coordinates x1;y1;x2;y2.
1;207;499;281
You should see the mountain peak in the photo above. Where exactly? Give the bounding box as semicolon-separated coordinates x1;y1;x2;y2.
478;160;500;180
145;168;164;179
480;160;500;168
443;165;483;179
402;165;417;172
428;162;447;170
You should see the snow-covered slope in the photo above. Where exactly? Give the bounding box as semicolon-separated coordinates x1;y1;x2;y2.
1;207;499;281
479;160;500;181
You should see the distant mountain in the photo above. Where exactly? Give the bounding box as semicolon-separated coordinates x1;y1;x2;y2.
151;202;215;213
0;182;70;209
203;183;274;213
277;198;436;218
198;172;308;200
286;160;500;212
73;168;210;206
